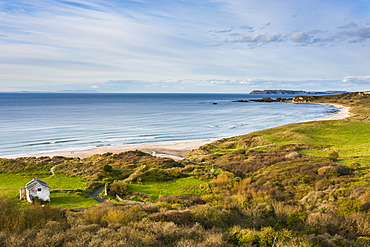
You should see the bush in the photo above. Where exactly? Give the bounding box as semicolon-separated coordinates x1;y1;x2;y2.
337;198;364;216
190;205;228;229
102;164;113;172
135;168;175;182
328;151;339;161
357;236;370;245
108;181;132;197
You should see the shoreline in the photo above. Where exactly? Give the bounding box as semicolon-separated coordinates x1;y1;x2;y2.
313;103;351;121
36;103;351;160
36;139;218;161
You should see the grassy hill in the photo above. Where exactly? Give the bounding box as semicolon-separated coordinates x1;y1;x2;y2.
1;92;370;246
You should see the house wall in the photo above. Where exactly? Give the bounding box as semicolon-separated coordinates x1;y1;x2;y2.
26;185;50;202
19;188;26;200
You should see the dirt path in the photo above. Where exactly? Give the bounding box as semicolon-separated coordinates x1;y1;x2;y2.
50;164;57;176
90;187;107;203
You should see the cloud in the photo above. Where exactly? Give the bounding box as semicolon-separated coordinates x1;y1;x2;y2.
338;22;359;29
0;0;370;92
291;31;311;44
211;29;233;33
215;21;370;47
230;33;284;46
240;25;254;32
338;25;370;43
342;76;370;84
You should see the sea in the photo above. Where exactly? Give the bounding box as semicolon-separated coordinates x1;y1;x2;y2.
0;93;338;158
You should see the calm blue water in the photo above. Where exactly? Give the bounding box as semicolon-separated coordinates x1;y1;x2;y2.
0;93;337;158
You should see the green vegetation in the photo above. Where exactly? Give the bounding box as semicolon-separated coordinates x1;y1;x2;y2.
129;177;210;200
1;91;370;246
50;192;99;208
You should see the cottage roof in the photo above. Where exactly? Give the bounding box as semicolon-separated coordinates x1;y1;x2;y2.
25;178;50;190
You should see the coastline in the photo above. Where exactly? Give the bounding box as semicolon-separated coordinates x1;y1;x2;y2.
36;103;351;160
36;139;218;161
313;103;351;121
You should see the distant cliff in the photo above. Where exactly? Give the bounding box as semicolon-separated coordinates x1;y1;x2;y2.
250;90;347;95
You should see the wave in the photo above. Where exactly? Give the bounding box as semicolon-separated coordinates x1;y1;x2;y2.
1;93;335;157
20;139;78;147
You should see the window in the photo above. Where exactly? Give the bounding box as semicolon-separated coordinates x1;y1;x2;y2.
37;188;41;192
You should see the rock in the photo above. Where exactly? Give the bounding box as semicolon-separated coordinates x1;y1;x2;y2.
232;100;249;102
250;97;275;102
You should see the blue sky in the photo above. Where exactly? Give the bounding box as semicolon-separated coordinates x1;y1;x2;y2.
0;0;369;93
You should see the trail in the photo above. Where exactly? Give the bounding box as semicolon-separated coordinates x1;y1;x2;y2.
90;187;107;203
50;164;57;176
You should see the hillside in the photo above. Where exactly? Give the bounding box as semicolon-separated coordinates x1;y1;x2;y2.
1;92;370;246
292;91;370;121
250;90;347;95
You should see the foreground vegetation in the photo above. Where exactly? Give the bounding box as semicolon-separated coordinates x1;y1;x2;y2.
1;91;370;246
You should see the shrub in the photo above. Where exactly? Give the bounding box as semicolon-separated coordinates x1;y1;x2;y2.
337;198;364;216
348;161;361;169
107;181;132;197
101;164;113;172
286;211;307;230
150;209;192;225
228;227;260;246
357;236;370;245
328;151;339;161
135;168;175;182
317;164;350;176
305;212;340;235
157;195;204;207
190;205;228;229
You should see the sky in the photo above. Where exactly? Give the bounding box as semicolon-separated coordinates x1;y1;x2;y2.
0;0;369;93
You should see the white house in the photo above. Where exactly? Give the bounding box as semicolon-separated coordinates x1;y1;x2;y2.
20;178;50;203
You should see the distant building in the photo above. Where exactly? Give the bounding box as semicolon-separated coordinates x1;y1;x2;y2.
20;178;50;203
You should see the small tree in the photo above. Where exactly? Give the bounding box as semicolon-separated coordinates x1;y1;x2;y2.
102;164;113;172
329;151;339;161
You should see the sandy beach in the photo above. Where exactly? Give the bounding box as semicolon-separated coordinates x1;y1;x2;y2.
37;138;218;161
37;103;351;160
314;103;351;121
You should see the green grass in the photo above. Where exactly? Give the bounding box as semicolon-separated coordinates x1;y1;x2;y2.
42;175;87;190
129;177;210;200
0;174;31;198
337;157;370;167
0;174;87;196
256;120;370;157
0;173;97;208
299;149;330;157
50;192;99;208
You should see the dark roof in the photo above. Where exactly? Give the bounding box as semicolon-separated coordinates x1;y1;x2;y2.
25;178;50;190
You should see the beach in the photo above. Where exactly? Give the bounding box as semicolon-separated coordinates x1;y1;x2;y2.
314;104;351;120
37;103;351;160
37;138;217;161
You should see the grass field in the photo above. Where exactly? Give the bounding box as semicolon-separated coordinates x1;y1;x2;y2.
192;119;370;169
0;173;97;208
129;177;210;200
258;120;370;165
260;121;370;154
50;192;99;208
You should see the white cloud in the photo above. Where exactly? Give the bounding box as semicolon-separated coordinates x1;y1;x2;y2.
0;0;369;92
342;76;370;84
291;32;311;44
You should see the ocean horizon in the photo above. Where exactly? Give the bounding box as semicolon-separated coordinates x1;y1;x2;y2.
0;93;337;158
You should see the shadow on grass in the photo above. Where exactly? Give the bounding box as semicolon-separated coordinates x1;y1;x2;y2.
50;192;99;208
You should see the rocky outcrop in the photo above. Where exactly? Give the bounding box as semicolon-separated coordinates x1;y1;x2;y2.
232;100;249;102
250;90;347;95
292;96;319;103
249;97;292;103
